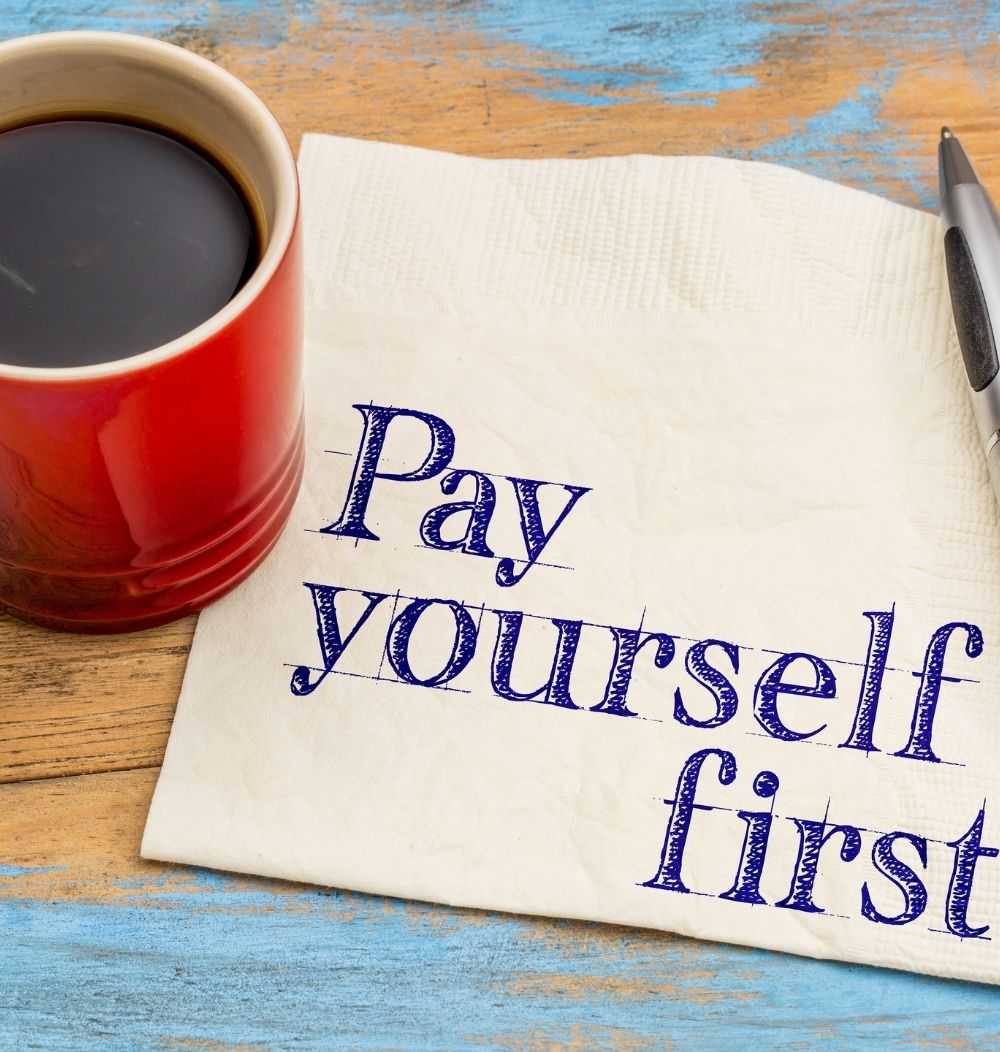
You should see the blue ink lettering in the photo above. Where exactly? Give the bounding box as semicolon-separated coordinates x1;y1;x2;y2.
840;608;895;755
674;639;740;728
754;652;836;742
775;816;862;914
945;806;998;938
860;831;928;926
495;479;590;587
642;748;738;894
894;621;984;763
590;626;675;718
419;469;497;558
290;583;389;695
386;598;479;687
490;610;583;708
323;404;455;541
720;769;779;906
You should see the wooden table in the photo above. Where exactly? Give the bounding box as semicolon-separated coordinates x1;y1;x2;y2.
3;2;1000;1047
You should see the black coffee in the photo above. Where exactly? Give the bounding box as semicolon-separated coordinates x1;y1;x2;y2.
0;119;257;368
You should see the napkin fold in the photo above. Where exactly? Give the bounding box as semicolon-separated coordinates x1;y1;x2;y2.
142;133;1000;984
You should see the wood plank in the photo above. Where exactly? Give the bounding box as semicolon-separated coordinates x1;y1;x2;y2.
0;616;192;784
0;768;162;895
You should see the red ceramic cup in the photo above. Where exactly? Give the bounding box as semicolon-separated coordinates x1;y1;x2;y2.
0;32;304;633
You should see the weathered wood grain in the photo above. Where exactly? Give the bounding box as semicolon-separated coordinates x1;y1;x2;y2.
0;616;192;784
2;1;1000;1047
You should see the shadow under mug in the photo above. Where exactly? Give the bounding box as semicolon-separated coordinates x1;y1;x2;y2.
0;31;304;633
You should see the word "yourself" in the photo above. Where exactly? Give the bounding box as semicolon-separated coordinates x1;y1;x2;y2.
290;587;981;767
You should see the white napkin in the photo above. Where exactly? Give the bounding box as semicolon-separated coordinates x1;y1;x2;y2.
142;133;1000;984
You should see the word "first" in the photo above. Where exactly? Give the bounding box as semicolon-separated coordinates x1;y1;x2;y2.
644;747;997;939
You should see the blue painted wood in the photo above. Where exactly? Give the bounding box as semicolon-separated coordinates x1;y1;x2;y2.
357;0;796;101
2;865;999;1050
0;1;313;47
346;0;1000;208
1;0;993;210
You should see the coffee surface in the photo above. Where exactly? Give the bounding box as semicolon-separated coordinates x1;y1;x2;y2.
0;120;256;368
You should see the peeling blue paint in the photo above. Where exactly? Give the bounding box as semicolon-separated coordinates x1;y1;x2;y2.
461;1;789;101
352;0;799;104
0;0;991;204
343;0;1000;109
0;1;315;48
330;0;996;202
113;865;234;892
1;870;999;1050
0;863;63;877
749;73;933;208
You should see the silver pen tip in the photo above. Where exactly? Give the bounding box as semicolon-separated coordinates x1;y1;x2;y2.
942;126;954;140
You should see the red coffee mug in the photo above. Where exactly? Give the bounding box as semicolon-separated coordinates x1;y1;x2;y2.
0;32;304;633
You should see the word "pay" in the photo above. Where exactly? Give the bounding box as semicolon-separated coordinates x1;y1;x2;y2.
318;404;590;587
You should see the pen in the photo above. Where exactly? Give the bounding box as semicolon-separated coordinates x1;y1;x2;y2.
939;127;1000;498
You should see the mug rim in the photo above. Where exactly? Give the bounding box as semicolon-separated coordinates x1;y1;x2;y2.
0;30;299;384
